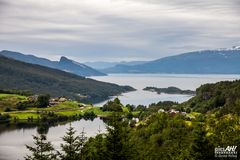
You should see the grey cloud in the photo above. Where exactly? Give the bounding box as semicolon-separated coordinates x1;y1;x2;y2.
0;0;8;7
0;0;239;62
0;0;9;13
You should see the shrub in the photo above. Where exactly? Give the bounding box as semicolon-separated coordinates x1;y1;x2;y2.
36;94;50;108
102;98;123;112
83;111;97;120
4;107;11;112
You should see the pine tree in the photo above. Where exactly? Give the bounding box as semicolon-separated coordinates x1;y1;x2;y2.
105;115;133;160
59;124;87;160
80;126;106;160
78;128;88;159
25;134;57;160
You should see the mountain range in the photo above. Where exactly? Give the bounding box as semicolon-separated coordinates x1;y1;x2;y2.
102;46;240;74
2;46;240;75
0;55;134;103
0;50;106;77
84;61;147;70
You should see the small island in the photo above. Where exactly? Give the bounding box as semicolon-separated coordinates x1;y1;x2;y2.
143;86;196;95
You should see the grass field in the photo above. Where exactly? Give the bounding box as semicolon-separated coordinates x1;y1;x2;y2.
0;94;137;122
0;94;27;111
8;112;40;120
45;101;82;111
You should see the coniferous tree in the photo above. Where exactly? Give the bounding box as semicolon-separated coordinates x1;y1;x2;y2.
78;128;88;159
59;124;87;160
105;115;133;160
81;126;106;160
81;134;106;160
25;134;57;160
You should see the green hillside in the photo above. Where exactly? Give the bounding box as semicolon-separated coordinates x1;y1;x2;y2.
0;94;27;112
79;81;240;160
0;56;134;103
0;77;239;159
180;80;240;115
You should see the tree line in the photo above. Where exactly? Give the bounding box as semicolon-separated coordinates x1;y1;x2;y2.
25;112;240;160
25;80;240;160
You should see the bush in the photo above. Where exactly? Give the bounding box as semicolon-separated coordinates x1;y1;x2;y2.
126;104;135;112
83;111;97;120
4;107;11;112
127;112;133;119
36;94;50;108
16;101;28;110
134;105;146;111
0;113;10;122
16;101;35;110
102;98;123;112
186;107;191;113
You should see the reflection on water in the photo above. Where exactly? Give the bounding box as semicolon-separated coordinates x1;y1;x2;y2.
0;118;106;160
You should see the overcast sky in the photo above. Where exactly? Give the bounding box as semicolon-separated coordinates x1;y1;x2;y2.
0;0;239;62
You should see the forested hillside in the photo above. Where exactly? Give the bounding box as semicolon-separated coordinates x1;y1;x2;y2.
182;80;240;115
79;80;240;159
25;80;240;160
0;56;134;103
0;50;106;76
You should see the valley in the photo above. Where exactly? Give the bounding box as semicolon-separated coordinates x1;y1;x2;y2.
1;0;240;159
0;76;240;159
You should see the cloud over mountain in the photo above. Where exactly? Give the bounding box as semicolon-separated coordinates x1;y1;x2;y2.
0;0;239;61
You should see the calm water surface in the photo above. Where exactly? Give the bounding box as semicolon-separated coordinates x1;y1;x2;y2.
92;74;240;106
1;74;240;160
0;118;106;160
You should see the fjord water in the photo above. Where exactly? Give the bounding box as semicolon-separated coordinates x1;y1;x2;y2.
0;118;106;160
92;74;240;106
1;74;240;160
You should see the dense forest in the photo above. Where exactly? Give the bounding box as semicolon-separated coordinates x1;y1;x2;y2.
25;80;240;160
0;56;134;103
181;80;240;115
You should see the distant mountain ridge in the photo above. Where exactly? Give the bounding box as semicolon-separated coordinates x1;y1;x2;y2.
84;61;147;70
0;55;134;103
0;50;106;76
102;47;240;74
